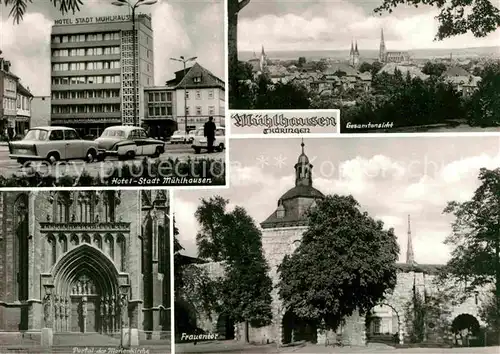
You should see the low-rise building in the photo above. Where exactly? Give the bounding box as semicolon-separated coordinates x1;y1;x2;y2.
442;67;481;97
15;82;33;136
0;57;18;138
166;62;225;132
143;87;177;140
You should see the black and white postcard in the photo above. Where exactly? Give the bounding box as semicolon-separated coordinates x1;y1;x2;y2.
0;0;226;187
174;136;500;353
0;190;170;353
228;0;500;133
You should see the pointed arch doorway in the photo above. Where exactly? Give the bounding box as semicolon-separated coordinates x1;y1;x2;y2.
49;244;122;334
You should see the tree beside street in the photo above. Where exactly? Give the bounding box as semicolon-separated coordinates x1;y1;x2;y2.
374;0;500;40
278;195;399;332
195;196;273;340
443;167;500;343
2;0;83;23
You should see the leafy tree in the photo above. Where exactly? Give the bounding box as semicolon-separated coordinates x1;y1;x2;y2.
334;70;347;77
312;61;328;72
479;290;500;333
2;0;83;23
374;0;500;40
443;168;500;343
422;61;448;76
359;62;372;73
254;75;310;109
195;197;273;341
466;62;500;126
174;218;218;334
370;61;384;77
405;286;426;343
298;57;306;67
278;195;399;332
195;196;230;262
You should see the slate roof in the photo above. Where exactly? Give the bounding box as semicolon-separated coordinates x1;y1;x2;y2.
442;66;471;77
166;62;224;90
17;82;33;97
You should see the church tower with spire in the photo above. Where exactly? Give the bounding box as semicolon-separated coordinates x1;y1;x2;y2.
406;214;415;264
261;140;324;229
379;28;386;63
259;45;268;72
349;40;360;68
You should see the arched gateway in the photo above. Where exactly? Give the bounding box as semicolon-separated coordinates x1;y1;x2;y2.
45;244;127;334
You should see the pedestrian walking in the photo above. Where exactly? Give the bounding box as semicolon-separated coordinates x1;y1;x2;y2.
203;116;216;153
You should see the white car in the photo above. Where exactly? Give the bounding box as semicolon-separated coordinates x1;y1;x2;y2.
94;126;165;160
9;126;99;164
170;130;187;144
192;127;225;154
187;130;197;144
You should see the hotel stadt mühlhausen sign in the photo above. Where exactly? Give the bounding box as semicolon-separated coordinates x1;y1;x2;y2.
54;15;134;25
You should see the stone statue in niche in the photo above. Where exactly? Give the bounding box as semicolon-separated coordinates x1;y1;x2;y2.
77;282;82;295
72;285;77;294
120;293;128;327
43;293;52;327
54;296;60;320
59;297;64;320
65;298;70;318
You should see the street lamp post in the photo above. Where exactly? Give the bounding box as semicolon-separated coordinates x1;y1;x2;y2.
112;0;157;127
170;56;197;135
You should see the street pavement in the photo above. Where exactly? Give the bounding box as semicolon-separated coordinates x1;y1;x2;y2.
175;341;500;354
0;143;224;180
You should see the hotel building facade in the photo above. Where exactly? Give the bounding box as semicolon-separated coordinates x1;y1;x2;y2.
50;14;154;137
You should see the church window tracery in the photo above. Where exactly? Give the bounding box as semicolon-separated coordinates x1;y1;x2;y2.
14;193;29;302
116;234;126;271
93;234;102;249
70;234;79;247
158;225;166;274
59;234;68;253
104;234;114;259
47;234;57;266
82;234;90;243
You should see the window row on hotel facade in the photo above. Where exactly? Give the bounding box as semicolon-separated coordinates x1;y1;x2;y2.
53;61;121;71
53;46;121;57
52;104;120;114
52;31;120;43
52;89;120;100
52;75;121;85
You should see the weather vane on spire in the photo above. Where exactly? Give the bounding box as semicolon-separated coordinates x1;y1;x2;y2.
301;138;305;153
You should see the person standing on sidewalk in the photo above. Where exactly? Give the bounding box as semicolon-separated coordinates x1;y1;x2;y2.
203;116;216;153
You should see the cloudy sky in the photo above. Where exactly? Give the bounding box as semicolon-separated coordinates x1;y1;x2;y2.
0;0;224;96
175;136;500;265
238;0;500;52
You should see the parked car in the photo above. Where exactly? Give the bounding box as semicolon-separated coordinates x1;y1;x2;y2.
9;126;99;164
191;127;225;154
187;130;197;144
95;126;165;160
170;130;187;144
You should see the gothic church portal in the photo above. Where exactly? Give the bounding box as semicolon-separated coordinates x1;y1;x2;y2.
0;190;170;341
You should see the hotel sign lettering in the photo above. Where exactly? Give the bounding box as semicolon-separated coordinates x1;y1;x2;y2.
54;15;135;25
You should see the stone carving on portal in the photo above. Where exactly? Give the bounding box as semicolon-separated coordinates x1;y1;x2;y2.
71;275;96;296
43;292;52;328
99;295;121;334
